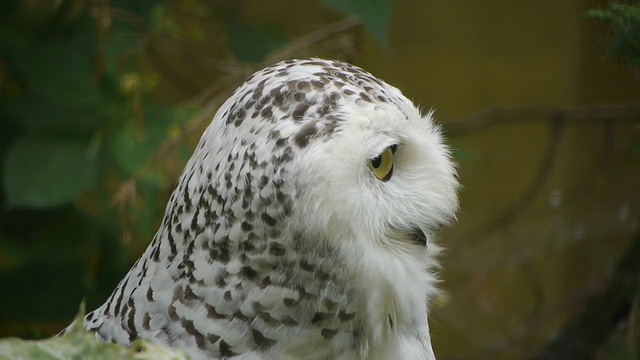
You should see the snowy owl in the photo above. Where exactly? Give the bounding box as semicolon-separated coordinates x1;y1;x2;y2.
79;59;459;359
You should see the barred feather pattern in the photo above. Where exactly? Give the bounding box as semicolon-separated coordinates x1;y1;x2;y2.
78;59;459;360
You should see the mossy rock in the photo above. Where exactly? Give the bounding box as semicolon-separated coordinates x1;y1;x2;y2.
0;304;188;360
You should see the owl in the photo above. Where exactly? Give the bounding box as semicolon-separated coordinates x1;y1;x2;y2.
79;59;459;359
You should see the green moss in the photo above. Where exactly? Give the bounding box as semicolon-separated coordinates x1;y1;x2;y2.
0;304;189;360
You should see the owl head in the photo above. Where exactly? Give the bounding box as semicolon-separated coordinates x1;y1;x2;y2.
193;59;459;259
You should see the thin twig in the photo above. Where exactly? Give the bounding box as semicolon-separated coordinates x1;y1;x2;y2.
443;105;640;136
263;17;362;65
475;114;565;238
446;105;639;239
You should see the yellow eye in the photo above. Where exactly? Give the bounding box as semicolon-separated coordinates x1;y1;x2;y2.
368;145;396;181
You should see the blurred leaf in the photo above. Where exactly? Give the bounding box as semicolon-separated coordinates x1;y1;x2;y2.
226;17;288;63
111;0;160;25
0;13;117;136
0;0;19;17
111;123;164;187
110;103;193;186
3;138;97;208
18;41;104;107
134;181;160;236
103;31;142;79
0;95;114;135
588;2;640;75
151;4;179;37
321;0;395;46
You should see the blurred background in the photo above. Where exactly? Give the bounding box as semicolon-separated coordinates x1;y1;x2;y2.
0;0;638;359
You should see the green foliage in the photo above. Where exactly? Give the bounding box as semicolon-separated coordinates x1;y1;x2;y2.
0;0;394;340
226;17;289;63
4;138;97;208
0;0;190;338
110;104;193;186
0;305;189;360
19;41;104;107
321;0;395;46
588;2;640;75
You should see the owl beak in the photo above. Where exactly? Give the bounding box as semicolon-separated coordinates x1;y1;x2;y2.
412;228;427;247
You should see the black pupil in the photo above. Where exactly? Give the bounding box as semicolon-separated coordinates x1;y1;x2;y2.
371;155;382;168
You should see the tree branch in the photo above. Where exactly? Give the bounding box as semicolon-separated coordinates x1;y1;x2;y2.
443;105;640;136
475;114;564;238
531;231;640;360
444;104;639;239
263;17;362;65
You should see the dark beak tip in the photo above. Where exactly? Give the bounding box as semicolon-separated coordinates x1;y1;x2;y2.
413;228;427;247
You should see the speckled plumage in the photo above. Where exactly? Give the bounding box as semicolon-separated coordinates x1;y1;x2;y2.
79;59;459;359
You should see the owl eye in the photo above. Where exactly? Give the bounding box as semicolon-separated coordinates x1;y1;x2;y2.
368;145;396;181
